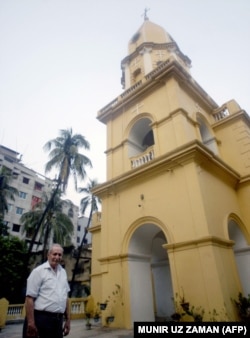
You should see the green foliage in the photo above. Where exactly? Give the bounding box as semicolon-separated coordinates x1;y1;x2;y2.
21;191;74;262
234;292;250;322
0;235;28;303
44;128;92;192
172;293;230;322
172;292;204;322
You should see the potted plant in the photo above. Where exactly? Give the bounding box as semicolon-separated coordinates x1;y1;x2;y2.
171;292;204;322
106;315;115;324
84;294;95;330
103;284;124;325
99;302;107;310
85;313;91;330
93;303;101;322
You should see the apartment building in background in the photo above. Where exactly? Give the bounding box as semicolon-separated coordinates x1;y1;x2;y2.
0;144;79;248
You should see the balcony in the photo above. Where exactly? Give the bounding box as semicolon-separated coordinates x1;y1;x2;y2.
131;148;154;169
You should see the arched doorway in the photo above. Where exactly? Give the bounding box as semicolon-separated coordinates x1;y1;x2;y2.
128;222;174;323
228;217;250;295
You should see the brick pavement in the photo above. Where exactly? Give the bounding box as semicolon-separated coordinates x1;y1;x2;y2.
0;319;134;338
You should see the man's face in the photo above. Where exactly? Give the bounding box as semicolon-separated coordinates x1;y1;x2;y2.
48;246;63;269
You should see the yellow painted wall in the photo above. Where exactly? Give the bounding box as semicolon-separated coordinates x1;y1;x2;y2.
91;20;250;328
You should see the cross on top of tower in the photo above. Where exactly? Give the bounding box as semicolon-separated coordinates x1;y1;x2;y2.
142;7;150;21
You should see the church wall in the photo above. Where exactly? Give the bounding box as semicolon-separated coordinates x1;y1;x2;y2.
214;116;250;176
98;159;242;254
168;239;241;320
237;183;250;237
93;152;246;323
90;227;102;302
197;166;244;237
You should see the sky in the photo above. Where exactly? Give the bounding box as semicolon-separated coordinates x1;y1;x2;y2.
0;0;250;206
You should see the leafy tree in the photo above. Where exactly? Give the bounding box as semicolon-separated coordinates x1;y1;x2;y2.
70;178;101;296
0;235;28;303
27;128;92;257
21;192;74;262
0;166;18;233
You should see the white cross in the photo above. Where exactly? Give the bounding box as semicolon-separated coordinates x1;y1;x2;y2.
142;7;150;21
131;103;144;115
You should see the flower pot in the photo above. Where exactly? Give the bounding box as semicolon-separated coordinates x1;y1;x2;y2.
181;302;189;311
106;316;115;323
86;323;91;330
100;303;107;310
94;316;100;322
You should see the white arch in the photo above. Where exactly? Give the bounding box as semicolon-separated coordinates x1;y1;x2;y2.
228;215;250;296
125;220;174;323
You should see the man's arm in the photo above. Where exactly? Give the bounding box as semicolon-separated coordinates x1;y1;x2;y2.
25;295;38;337
63;298;71;336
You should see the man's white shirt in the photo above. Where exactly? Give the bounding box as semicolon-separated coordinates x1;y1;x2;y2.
26;261;70;313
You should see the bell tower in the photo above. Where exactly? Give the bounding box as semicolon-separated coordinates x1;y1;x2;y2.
91;16;250;327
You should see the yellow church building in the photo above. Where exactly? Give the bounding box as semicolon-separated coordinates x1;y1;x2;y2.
90;16;250;327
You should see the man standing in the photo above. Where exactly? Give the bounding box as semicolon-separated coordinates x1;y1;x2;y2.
23;243;71;338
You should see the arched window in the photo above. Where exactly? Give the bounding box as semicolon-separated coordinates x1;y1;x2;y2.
128;117;155;168
197;114;218;155
128;117;154;158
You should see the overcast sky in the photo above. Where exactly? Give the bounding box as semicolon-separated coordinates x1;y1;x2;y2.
0;0;249;206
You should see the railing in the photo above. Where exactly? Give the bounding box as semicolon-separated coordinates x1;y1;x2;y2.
212;107;230;122
121;80;143;99
68;298;86;320
145;59;170;80
131;148;154;169
98;97;119;116
6;304;25;322
6;298;87;323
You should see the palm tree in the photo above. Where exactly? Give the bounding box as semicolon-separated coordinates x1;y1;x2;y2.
27;128;92;257
44;128;92;192
0;167;18;235
70;178;101;296
21;192;74;262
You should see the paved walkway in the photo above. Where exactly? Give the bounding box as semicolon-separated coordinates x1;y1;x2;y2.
0;319;134;338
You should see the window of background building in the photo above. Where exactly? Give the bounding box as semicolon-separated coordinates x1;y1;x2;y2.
19;191;27;199
7;203;13;211
77;225;81;231
12;223;21;232
34;182;43;191
16;207;24;215
23;177;29;184
77;236;80;243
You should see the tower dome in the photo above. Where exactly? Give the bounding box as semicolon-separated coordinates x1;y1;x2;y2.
121;17;191;90
128;19;175;54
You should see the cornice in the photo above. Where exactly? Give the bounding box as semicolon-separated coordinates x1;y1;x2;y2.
97;60;218;124
164;235;234;252
92;141;240;197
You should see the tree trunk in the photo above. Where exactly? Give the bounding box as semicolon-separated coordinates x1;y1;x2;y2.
69;205;93;297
